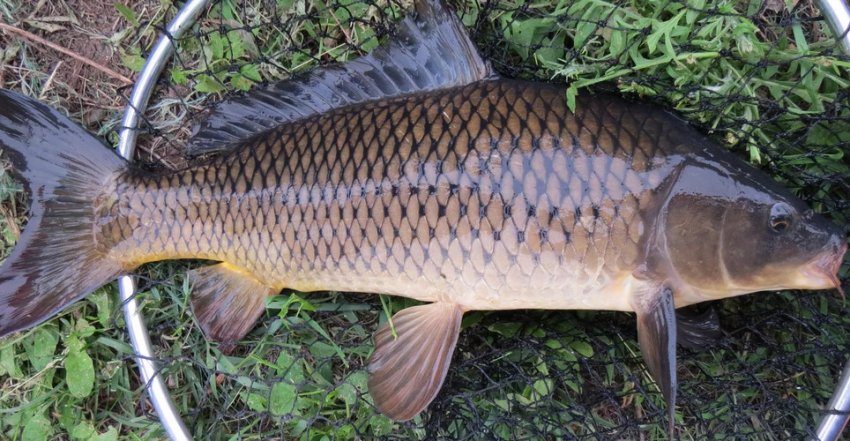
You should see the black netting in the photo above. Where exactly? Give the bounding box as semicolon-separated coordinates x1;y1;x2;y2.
1;0;849;439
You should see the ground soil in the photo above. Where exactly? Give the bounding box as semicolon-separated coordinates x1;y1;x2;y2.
0;0;193;167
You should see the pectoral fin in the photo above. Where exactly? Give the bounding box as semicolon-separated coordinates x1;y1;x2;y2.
634;285;677;438
367;302;463;421
188;263;277;343
676;305;722;351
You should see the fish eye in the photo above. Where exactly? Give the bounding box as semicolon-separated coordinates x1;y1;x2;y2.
769;203;794;233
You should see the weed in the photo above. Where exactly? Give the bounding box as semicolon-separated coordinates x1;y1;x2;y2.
0;0;848;439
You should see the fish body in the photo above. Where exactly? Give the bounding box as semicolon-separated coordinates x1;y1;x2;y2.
0;0;845;430
102;81;679;313
102;78;843;314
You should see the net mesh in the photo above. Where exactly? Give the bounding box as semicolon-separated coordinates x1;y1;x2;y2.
1;0;849;439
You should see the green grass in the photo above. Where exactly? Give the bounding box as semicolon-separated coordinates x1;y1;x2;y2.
1;0;849;439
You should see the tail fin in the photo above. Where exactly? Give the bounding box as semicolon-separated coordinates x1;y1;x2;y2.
0;89;126;337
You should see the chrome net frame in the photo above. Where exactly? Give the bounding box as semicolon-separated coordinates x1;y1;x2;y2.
117;0;850;439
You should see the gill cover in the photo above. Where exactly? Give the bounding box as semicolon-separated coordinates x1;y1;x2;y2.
661;149;844;300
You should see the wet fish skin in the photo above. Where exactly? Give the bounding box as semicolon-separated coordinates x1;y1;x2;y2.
100;79;844;312
0;0;845;428
658;144;846;302
99;80;688;313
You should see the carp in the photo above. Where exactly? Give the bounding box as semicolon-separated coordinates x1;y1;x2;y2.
0;0;845;432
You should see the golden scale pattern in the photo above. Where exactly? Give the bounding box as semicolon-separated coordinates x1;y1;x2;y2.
99;80;690;305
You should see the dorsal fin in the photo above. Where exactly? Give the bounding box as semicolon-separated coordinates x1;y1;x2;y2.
187;0;494;155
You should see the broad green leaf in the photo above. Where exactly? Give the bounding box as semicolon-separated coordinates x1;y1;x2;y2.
574;3;603;49
121;51;145;73
24;327;58;371
70;422;95;440
73;318;96;338
487;321;523;337
231;74;253;92
609;29;625;55
269;382;297;416
369;414;394;436
0;345;21;377
195;74;226;93
90;291;112;328
57;402;80;432
532;379;554;399
685;0;704;24
348;371;368;391
559;348;577;362
209;33;225;60
570;340;594;358
275;351;304;382
113;3;138;26
171;69;189;85
66;347;95;398
566;86;578;114
245;392;267;412
224;30;247;59
22;413;53;441
240;64;261;82
646;10;685;55
792;23;809;52
335;382;358;407
505;17;552;60
353;26;378;52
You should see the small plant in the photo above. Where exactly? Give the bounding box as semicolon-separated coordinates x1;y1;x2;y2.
0;0;847;439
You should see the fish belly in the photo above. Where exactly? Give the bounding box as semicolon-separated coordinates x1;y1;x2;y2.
100;80;681;313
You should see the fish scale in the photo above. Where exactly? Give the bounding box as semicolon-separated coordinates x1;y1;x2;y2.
0;0;843;427
101;79;681;312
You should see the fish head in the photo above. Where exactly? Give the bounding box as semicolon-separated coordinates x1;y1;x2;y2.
659;153;846;300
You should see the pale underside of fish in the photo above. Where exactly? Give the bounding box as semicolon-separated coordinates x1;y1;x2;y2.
0;0;845;434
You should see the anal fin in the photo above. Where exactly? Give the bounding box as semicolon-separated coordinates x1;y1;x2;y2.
188;263;276;344
367;302;464;421
633;284;678;439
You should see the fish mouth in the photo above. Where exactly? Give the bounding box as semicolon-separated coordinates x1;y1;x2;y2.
800;241;847;298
